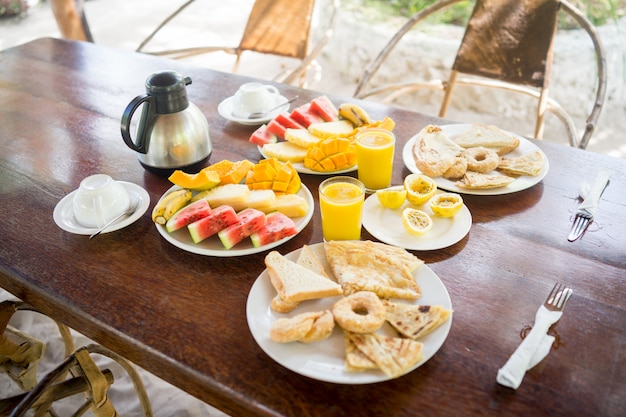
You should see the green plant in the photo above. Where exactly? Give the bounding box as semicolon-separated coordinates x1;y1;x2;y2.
0;0;28;17
358;0;626;28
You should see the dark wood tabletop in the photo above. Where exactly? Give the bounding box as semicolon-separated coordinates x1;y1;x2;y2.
1;38;625;417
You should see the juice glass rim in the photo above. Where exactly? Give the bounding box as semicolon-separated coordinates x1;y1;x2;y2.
355;128;396;148
319;176;365;200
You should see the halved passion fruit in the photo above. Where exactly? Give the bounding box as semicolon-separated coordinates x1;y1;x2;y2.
401;208;433;235
429;193;464;218
404;174;436;205
376;185;407;209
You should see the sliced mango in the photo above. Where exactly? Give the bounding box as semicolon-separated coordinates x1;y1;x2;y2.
219;159;254;184
303;137;357;172
245;158;301;195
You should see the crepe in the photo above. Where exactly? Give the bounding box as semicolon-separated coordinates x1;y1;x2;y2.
344;331;424;378
383;300;452;340
456;171;516;189
497;151;544;176
412;125;463;177
324;241;423;299
453;123;520;155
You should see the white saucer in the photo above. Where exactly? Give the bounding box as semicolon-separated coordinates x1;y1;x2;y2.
53;182;150;235
218;95;291;126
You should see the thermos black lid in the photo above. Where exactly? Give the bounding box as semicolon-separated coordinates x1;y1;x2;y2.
145;70;192;114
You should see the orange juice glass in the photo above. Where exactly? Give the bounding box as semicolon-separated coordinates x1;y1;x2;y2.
355;128;396;191
319;176;365;241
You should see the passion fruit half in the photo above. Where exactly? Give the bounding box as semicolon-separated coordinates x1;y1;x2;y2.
404;174;436;205
429;192;464;218
401;207;433;235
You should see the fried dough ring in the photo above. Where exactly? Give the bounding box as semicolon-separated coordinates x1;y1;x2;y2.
332;291;386;334
461;147;499;174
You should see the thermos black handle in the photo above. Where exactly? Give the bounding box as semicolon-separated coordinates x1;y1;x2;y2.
121;94;156;154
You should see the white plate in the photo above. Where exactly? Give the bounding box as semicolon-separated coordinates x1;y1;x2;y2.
218;95;291;126
246;243;453;384
402;124;550;195
257;146;358;175
53;182;149;235
155;184;314;257
362;191;472;251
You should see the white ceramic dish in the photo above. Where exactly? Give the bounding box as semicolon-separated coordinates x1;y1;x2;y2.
155;184;314;257
218;95;291;126
257;146;358;175
53;182;149;235
246;243;453;384
402;124;550;195
361;191;472;251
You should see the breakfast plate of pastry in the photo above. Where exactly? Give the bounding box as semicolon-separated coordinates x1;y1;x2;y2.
246;241;453;384
402;123;549;195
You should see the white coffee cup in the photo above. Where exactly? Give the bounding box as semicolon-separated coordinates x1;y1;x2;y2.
231;82;280;118
72;174;130;228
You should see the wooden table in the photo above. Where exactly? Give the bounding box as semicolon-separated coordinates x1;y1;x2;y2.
1;38;625;417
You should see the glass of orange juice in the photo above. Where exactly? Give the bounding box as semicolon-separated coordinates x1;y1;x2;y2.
355;128;396;192
319;176;365;241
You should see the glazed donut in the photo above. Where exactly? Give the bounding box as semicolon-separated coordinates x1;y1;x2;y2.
461;146;499;174
332;291;386;334
270;310;334;343
443;157;468;179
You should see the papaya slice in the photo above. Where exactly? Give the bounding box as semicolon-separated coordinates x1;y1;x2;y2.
220;159;254;184
168;169;221;191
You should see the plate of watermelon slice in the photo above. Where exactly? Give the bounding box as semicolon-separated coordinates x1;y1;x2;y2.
154;184;315;257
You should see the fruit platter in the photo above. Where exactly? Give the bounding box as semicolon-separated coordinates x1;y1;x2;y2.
249;96;395;175
153;158;314;257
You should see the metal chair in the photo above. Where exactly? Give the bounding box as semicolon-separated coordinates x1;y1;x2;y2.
0;301;152;416
136;0;340;87
354;0;607;149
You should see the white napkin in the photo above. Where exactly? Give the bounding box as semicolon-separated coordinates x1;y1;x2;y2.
578;169;611;215
496;306;562;389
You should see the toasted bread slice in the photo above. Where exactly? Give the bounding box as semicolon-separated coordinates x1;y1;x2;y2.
270;245;332;313
453;124;520;155
383;300;452;340
265;251;342;304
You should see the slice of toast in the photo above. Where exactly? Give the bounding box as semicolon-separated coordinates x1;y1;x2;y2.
270;245;334;312
265;251;342;304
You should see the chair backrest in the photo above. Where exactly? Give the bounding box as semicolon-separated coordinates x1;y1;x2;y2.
238;0;315;59
354;0;607;149
136;0;340;87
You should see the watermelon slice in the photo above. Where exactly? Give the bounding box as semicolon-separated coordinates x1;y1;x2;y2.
266;119;287;139
187;205;238;243
165;199;212;233
274;113;306;130
250;212;298;248
290;103;324;128
310;96;339;122
218;208;267;249
249;124;278;146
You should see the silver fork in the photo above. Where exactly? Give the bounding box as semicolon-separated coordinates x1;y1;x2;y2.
568;208;593;242
497;282;572;389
